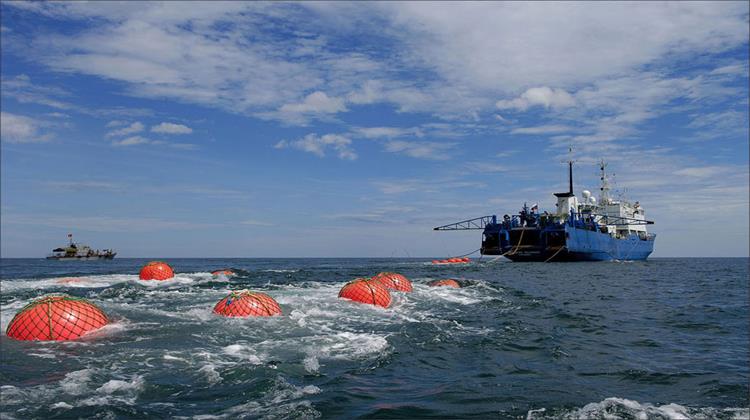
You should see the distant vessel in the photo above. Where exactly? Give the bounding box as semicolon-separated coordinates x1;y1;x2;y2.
434;158;655;262
46;234;116;260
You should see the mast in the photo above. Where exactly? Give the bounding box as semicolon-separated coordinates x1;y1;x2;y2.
554;147;575;198
568;159;573;195
599;160;611;205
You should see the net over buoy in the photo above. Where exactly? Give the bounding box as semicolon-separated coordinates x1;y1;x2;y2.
338;278;392;307
211;269;235;277
139;261;174;280
6;295;109;341
213;290;281;317
372;272;413;292
428;279;461;288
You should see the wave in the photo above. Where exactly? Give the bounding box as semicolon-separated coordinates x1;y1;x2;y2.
526;397;749;420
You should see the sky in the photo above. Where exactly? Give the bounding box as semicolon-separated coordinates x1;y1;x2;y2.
1;1;748;258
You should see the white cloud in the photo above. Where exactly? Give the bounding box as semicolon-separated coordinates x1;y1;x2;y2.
8;2;747;126
511;124;574;135
279;91;346;114
106;120;127;127
350;126;422;139
275;133;357;160
496;87;575;111
384;140;455;160
1;74;74;110
151;122;193;134
111;135;150;147
106;121;144;137
0;112;53;143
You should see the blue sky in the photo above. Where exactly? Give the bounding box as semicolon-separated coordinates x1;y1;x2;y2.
1;2;748;257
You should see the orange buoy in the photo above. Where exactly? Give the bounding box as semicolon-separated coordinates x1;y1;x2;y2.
211;269;235;277
372;272;413;292
338;278;391;307
431;260;440;264
213;290;281;317
139;261;174;280
6;295;109;341
428;279;461;288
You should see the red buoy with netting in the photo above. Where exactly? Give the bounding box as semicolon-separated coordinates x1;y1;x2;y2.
338;278;392;307
6;295;109;341
372;272;413;292
213;290;282;317
139;261;174;280
428;279;461;288
211;269;235;277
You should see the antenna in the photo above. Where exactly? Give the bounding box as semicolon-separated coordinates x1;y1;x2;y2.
560;146;576;195
554;146;577;198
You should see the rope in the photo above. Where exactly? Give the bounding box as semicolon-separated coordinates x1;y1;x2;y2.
505;228;526;256
47;300;54;340
481;228;526;264
544;246;566;263
447;248;480;259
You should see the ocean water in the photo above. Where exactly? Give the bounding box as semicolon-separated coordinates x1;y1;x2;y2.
0;257;747;419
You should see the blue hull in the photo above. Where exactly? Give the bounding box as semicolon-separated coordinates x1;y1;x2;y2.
482;224;655;262
562;226;654;261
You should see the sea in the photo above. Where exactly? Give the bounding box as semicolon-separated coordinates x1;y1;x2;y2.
0;257;747;419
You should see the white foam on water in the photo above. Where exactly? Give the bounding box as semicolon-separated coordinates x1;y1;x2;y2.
1;274;134;292
95;375;144;395
526;398;750;420
222;343;264;364
218;376;321;419
50;402;73;410
197;364;222;385
303;354;320;374
60;368;96;396
163;354;189;363
130;274;197;288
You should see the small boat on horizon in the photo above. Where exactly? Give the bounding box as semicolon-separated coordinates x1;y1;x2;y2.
46;234;117;260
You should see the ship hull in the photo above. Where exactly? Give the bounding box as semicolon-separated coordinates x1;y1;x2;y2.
46;255;116;260
484;225;654;262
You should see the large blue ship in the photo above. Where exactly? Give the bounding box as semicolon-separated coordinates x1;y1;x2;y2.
434;160;655;262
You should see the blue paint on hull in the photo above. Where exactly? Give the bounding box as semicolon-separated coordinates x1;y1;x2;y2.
564;226;654;261
482;223;655;262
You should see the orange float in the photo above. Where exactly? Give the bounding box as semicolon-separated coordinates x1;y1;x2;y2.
213;290;281;317
139;261;174;280
432;257;470;265
372;272;413;292
211;269;235;277
338;278;391;308
6;295;109;341
428;279;461;288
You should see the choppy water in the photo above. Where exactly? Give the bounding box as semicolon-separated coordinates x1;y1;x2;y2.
0;258;747;419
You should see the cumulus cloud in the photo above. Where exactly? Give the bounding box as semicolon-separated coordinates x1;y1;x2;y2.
6;2;747;126
106;121;144;137
496;87;575;111
275;133;357;160
0;112;53;143
151;122;193;134
279;91;346;115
